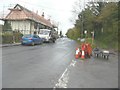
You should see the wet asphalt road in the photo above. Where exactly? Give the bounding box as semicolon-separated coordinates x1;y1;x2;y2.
2;38;118;88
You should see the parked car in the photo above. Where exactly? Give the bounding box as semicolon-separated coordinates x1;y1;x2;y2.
38;29;58;43
21;34;43;46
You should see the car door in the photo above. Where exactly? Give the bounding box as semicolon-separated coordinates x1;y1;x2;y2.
33;35;39;44
34;35;41;44
36;35;42;44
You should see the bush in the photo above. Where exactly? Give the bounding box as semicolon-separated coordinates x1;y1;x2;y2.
2;31;23;44
13;31;23;43
66;27;80;40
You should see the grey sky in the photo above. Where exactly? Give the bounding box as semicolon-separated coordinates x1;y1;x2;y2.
0;0;81;35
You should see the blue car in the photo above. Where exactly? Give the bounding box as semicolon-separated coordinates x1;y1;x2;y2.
21;34;43;46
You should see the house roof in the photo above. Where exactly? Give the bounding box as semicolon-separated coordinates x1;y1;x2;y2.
5;4;53;28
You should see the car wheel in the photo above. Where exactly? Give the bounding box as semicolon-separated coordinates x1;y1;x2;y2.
31;42;35;46
47;40;50;43
106;55;109;60
40;41;42;44
21;43;24;45
53;40;55;43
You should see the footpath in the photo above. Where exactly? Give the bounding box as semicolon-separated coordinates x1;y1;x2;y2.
0;43;21;48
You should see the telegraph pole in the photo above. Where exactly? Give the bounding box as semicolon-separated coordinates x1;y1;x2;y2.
81;10;84;39
2;5;5;19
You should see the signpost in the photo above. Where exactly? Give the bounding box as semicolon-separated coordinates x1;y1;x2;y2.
91;31;94;45
84;30;87;43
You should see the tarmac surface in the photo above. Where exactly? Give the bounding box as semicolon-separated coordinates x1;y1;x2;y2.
2;38;118;88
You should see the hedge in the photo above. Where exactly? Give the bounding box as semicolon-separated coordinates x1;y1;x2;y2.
1;31;23;44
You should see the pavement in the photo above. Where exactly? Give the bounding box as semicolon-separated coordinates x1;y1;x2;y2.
0;43;21;48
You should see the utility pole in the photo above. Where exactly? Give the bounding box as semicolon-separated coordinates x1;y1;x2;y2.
2;5;5;19
30;13;33;34
81;10;84;39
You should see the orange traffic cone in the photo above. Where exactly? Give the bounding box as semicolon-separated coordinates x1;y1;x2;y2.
81;50;85;59
78;50;82;57
75;48;80;59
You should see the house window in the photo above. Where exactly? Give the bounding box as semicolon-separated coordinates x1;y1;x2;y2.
15;6;21;10
34;22;38;29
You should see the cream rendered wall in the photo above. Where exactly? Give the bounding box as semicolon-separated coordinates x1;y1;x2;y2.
8;20;43;35
9;20;32;35
30;21;36;34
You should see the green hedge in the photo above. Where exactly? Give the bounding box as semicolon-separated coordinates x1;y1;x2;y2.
1;31;23;44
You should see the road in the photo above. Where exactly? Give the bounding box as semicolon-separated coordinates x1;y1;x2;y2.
2;38;118;88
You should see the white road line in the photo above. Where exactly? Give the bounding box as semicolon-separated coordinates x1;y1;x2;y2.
59;68;68;80
70;60;76;67
54;68;69;88
53;59;76;89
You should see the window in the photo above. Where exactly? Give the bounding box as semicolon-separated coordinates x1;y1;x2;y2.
39;30;50;35
33;35;39;38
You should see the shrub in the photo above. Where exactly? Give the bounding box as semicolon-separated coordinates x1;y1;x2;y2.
2;31;23;44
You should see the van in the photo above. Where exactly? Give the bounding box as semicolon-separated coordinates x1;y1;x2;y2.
38;29;57;43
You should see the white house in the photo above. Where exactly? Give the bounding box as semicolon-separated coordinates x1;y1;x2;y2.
2;4;56;35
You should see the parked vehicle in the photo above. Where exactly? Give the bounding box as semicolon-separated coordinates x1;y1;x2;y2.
21;34;43;46
38;29;57;43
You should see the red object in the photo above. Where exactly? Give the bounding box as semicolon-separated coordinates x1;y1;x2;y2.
81;50;85;59
85;43;92;56
80;43;92;59
81;43;86;51
75;48;80;59
80;43;86;59
29;38;32;40
78;50;81;57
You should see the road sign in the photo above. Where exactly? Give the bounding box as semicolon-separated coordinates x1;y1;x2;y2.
84;30;87;34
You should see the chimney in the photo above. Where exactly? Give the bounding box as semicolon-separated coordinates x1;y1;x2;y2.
48;19;50;21
42;12;44;17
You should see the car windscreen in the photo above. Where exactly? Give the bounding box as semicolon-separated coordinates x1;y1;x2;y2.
39;30;50;35
23;35;32;38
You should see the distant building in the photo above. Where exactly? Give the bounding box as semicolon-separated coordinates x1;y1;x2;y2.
1;4;56;35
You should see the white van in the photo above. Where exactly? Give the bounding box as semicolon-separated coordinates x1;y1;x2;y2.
38;29;56;43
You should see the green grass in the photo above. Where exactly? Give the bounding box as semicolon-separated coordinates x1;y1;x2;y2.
69;37;118;51
94;39;118;51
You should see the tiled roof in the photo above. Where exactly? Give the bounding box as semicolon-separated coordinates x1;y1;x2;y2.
5;4;53;28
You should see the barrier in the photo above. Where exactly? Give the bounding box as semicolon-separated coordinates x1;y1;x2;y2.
81;50;85;59
75;48;80;59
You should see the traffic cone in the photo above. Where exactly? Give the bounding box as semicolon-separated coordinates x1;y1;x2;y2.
78;50;82;57
75;48;80;59
81;50;85;59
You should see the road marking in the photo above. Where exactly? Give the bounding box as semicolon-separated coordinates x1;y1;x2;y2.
70;60;76;67
59;68;68;80
54;68;69;88
53;59;76;89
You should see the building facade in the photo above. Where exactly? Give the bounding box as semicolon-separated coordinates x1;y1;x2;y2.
2;4;55;35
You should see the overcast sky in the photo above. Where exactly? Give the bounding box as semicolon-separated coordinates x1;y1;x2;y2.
0;0;84;35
